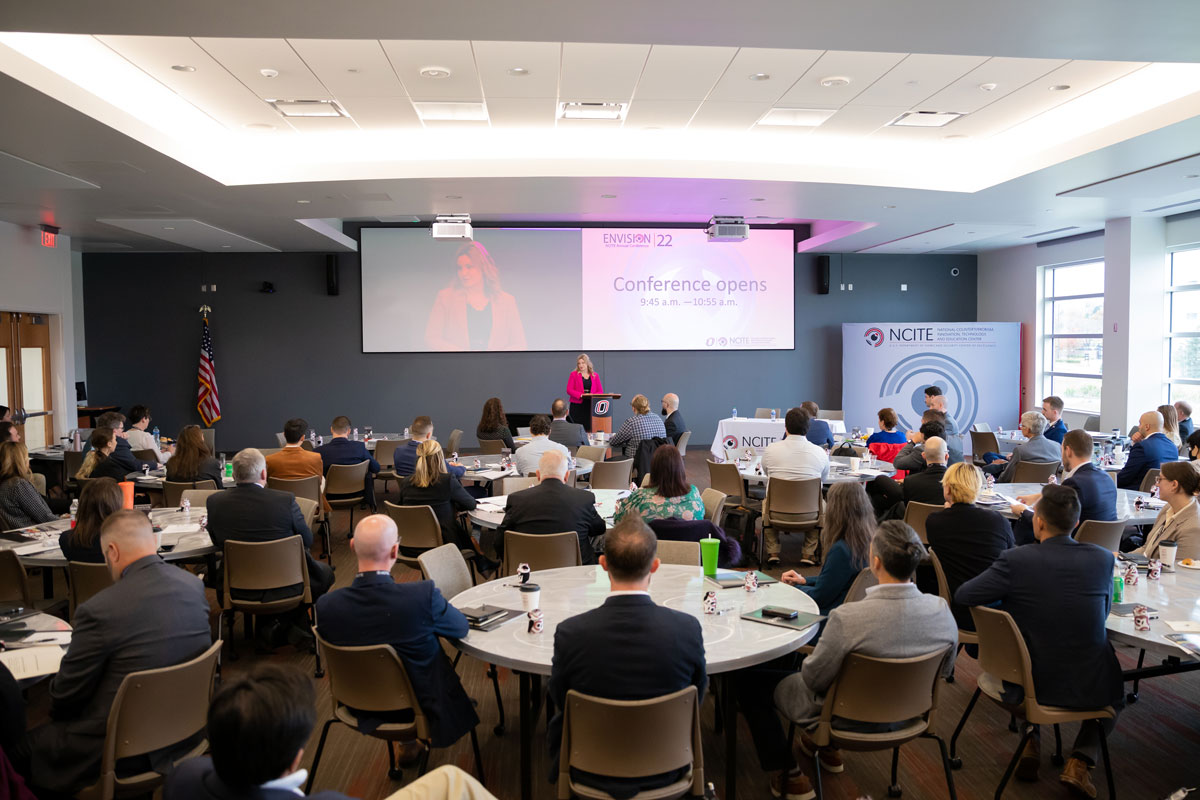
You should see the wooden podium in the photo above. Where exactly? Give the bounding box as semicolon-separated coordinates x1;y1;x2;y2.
581;393;622;434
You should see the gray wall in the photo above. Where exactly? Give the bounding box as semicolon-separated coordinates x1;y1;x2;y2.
82;250;977;452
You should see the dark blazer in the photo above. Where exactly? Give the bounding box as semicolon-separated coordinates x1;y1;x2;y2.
206;483;333;600
1180;416;1194;442
59;528;105;563
396;474;477;548
316;574;478;748
26;556;211;795
892;442;927;474
1065;462;1118;523
166;757;352;800
166;456;224;489
392;439;465;479
1117;432;1178;489
549;419;589;449
956;536;1122;710
89;456;132;483
805;419;834;449
108;437;156;473
1044;418;1068;444
499;479;603;564
317;436;381;507
902;463;947;505
664;411;687;445
548;594;706;796
926;503;1015;630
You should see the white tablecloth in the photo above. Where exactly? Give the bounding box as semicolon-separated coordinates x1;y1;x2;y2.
710;416;847;459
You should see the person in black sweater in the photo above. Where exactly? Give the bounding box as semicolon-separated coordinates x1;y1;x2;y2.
395;440;489;567
476;397;516;451
76;429;130;483
59;478;123;563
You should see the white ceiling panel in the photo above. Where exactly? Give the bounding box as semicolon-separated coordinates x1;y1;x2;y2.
192;38;330;100
473;41;560;99
96;217;280;251
99;35;284;130
777;50;906;107
559;42;649;103
859;222;1030;253
814;105;910;136
380;40;481;101
633;45;736;101
283;115;360;132
919;57;1069;114
287;39;406;97
849;53;987;108
486;97;556;127
707;48;825;103
336;96;422;129
688;100;771;130
623;99;702;129
421;119;490;130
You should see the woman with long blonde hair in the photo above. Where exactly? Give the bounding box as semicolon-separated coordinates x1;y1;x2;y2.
396;440;487;566
566;353;604;429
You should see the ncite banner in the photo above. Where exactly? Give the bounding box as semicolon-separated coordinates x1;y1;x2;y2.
842;322;1020;453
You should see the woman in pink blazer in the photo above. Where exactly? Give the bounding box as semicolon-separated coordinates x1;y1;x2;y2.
567;353;603;428
424;241;526;351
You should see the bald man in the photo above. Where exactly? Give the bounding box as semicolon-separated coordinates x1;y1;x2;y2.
315;515;478;751
499;450;604;564
661;393;687;445
1117;410;1179;490
23;511;211;795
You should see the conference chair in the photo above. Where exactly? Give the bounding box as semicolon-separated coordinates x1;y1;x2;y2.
971;423;992;433
929;550;977;672
163;479;217;508
325;460;371;532
446;429;464;457
844;567;878;604
307;632;485;790
516;426;532;437
700;488;727;528
64;448;86;495
68;561;114;619
1139;468;1160;494
1084;414;1102;432
761;476;823;566
179;488;220;508
818;409;845;421
706;461;761;548
479;439;505;455
384;502;478;579
656;539;701;566
590;459;633;490
498;476;537;495
132;448;158;464
0;550;32;608
949;607;1116;799
902;501;941;544
418;544;507;736
199;427;215;453
969;431;1000;466
268;475;331;563
779;647;956;800
1011;460;1061;484
557;686;702;800
502;530;582;576
75;641;222;800
374;438;405;495
301;440;315;451
258;448;282;458
275;432;287;447
754;408;779;419
1073;518;1128;551
675;430;692;456
218;535;320;675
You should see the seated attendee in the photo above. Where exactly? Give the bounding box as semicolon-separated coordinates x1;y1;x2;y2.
165;664;354;800
91;412;156;472
58;477;123;563
0;441;56;528
891;415;947;474
1010;429;1117;545
124;405;173;463
1187;429;1200;461
396;440;485;565
752;522;957;800
866;408;906;445
1117;410;1178;490
1133;461;1200;562
1160;403;1182;449
661;393;687;445
1176;400;1194;443
515;415;569;476
925;462;1014;630
956;485;1122;795
476;397;516;451
547;517;706;796
799;401;834;449
0;421;18;442
1040;396;1068;444
614;444;703;525
316;515;479;753
779;481;873;617
903;436;951;505
316;416;380;509
24;511;211;796
759;408;831;566
868;428;947;517
76;428;129;482
609;394;667;459
265;417;326;485
988;411;1061;483
394;416;465;479
923;390;964;464
499;450;604;564
549;399;589;449
166;425;224;487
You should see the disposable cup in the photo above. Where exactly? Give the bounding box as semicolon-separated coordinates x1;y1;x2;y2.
700;538;720;576
519;584;541;611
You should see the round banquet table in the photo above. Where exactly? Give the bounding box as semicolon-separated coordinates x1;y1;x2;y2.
737;454;896;486
1;508;218;569
985;483;1158;524
449;564;819;800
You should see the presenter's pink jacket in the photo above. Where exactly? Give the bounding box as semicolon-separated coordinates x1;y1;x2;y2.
424;288;526;351
567;371;603;404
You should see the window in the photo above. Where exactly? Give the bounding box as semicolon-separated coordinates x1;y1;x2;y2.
1042;261;1104;413
1166;248;1200;407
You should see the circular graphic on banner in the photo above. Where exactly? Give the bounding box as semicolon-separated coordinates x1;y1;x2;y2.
879;353;978;434
864;327;884;347
594;400;610;415
722;435;738;451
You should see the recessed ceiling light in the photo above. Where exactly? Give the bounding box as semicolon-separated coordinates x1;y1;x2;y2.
1049;84;1071;91
221;245;232;248
245;123;276;130
163;226;175;230
757;108;836;127
558;101;626;121
506;67;529;77
889;110;964;128
412;101;488;122
259;68;279;79
978;82;997;92
883;204;897;209
171;65;196;72
750;197;766;202
748;73;771;81
445;195;462;199
820;76;850;88
346;68;361;74
296;199;311;204
420;66;451;79
601;194;617;199
268;99;346;118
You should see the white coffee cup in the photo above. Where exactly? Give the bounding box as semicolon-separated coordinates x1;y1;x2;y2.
519;584;541;612
849;457;861;471
866;427;875;436
1160;540;1178;571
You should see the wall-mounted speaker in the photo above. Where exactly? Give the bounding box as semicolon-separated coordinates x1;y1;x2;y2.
326;255;339;296
815;255;831;295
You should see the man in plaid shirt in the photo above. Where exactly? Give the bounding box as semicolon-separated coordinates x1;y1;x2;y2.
609;394;668;458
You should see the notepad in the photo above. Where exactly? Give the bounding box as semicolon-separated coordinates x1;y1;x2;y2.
1165;620;1200;633
741;609;825;632
21;631;71;646
0;646;64;680
706;570;780;589
160;524;201;535
13;541;59;556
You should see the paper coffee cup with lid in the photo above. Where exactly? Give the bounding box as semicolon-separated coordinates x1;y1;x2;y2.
519;583;540;612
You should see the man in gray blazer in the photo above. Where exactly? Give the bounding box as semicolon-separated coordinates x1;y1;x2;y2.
549;399;589;449
23;511;212;795
990;411;1062;483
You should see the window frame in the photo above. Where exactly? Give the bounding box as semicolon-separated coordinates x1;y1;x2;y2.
1041;260;1104;414
1165;246;1200;400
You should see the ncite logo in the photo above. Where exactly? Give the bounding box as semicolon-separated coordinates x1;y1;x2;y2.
722;435;738;450
865;327;884;347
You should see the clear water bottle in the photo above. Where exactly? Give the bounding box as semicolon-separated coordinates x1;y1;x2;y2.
317;435;324;446
182;497;191;516
69;498;78;525
219;453;227;474
770;408;777;420
152;426;160;446
1152;483;1160;499
732;407;738;419
308;429;316;444
353;427;359;441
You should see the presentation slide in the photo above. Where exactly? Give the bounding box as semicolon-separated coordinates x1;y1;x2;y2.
360;226;795;353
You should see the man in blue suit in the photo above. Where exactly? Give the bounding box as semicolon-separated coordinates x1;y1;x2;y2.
316;514;478;756
1117;410;1179;490
958;485;1122;798
1041;396;1068;444
800;401;834;449
393;416;465;479
316;415;381;509
1010;429;1117;544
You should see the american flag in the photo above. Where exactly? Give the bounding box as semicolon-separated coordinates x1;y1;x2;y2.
197;318;221;426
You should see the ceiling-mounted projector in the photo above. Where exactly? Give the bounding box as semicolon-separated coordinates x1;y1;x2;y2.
706;216;749;242
431;214;473;240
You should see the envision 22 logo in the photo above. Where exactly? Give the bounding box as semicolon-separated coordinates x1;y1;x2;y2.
864;328;884;347
879;353;979;434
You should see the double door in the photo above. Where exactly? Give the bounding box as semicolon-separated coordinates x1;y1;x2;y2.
0;311;54;451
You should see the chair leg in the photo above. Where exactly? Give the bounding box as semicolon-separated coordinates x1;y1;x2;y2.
416;740;432;777
811;730;824;800
887;747;902;797
712;683;724;737
304;719;336;793
781;722;799;800
995;724;1035;800
926;733;958;800
1008;713;1019;733
1127;648;1145;703
225;612;239;661
948;687;981;767
470;725;486;783
1052;723;1065;766
1097;721;1116;799
487;664;506;735
452;650;463;670
386;741;403;780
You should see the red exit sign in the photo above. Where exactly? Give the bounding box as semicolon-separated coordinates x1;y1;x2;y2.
40;229;57;248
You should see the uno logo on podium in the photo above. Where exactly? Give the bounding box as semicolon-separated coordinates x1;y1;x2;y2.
593;400;611;416
722;435;738;450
